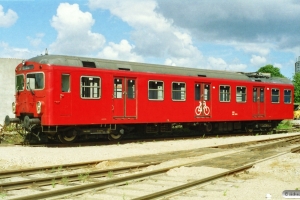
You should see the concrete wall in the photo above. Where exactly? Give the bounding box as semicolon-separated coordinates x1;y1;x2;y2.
0;58;23;125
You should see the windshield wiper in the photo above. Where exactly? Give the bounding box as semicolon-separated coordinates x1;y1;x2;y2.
27;82;35;95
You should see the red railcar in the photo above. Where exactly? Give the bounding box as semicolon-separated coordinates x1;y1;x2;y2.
5;54;294;143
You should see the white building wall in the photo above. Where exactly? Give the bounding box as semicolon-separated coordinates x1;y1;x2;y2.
0;58;23;125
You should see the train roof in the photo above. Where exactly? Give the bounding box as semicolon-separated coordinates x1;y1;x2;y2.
27;54;292;85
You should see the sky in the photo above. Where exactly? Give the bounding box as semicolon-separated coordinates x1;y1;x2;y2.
0;0;300;79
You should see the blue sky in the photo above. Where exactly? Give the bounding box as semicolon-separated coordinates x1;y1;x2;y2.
0;0;299;79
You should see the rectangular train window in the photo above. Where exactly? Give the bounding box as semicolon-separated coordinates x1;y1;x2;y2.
284;89;291;103
148;80;164;100
271;88;279;103
220;85;230;102
26;73;44;90
172;82;186;101
62;74;70;92
16;74;25;91
81;76;100;99
114;79;123;98
194;84;210;101
127;79;135;99
236;86;246;102
253;88;264;102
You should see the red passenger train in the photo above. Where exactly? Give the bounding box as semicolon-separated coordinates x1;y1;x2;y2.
5;54;294;143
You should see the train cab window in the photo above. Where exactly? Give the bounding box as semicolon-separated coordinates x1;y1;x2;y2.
26;73;44;90
284;89;292;103
236;86;246;102
127;79;135;99
62;74;70;92
114;79;123;98
148;80;164;100
271;88;280;103
16;74;25;91
80;76;101;99
172;82;186;101
220;85;230;102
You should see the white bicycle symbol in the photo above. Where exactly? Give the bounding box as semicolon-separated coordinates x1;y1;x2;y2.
195;101;210;116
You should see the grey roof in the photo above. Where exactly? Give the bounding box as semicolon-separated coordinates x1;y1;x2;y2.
27;54;292;85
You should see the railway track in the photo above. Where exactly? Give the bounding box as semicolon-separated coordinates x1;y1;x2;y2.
1;134;300;199
1;126;298;147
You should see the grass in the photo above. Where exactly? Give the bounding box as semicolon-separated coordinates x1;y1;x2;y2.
107;171;114;178
61;177;69;186
51;178;56;188
78;172;90;183
0;192;6;199
276;120;293;130
223;189;228;196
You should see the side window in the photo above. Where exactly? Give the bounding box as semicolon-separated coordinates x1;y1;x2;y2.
81;76;100;99
172;82;186;101
127;79;135;99
149;80;164;100
195;84;200;100
260;88;265;102
194;84;210;101
253;88;264;102
114;79;123;98
62;74;70;92
284;89;291;104
236;86;246;102
271;88;279;103
16;74;25;91
220;85;230;102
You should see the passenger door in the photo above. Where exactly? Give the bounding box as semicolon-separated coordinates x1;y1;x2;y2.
252;86;265;117
194;83;211;118
113;77;137;119
60;74;72;116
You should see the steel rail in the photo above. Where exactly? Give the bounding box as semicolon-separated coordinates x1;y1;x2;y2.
9;159;222;200
0;160;108;179
133;150;293;200
132;164;254;200
291;145;300;153
0;162;159;191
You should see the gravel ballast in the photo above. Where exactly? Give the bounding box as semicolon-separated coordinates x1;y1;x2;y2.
0;132;299;199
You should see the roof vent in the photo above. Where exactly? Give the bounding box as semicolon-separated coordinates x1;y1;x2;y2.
118;68;130;71
82;61;96;68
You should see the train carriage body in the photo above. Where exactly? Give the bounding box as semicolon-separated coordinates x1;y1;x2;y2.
5;54;294;143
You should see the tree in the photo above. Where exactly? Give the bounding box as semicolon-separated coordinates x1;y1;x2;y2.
257;64;285;78
293;73;300;103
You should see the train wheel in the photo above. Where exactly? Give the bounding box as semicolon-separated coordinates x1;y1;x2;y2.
245;125;254;133
108;128;124;141
58;130;77;143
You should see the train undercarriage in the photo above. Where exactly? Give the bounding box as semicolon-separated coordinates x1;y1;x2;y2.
5;115;281;144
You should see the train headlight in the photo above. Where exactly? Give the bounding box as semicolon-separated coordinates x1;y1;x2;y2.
12;102;16;114
36;101;42;114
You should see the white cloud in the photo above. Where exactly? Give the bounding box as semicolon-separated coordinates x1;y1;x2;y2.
233;42;271;56
27;33;45;47
98;40;144;62
49;3;105;55
274;62;282;69
0;42;30;58
207;57;247;71
250;55;267;66
89;0;205;68
0;5;18;27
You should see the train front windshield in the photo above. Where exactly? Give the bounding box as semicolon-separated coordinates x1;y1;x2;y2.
15;73;45;92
